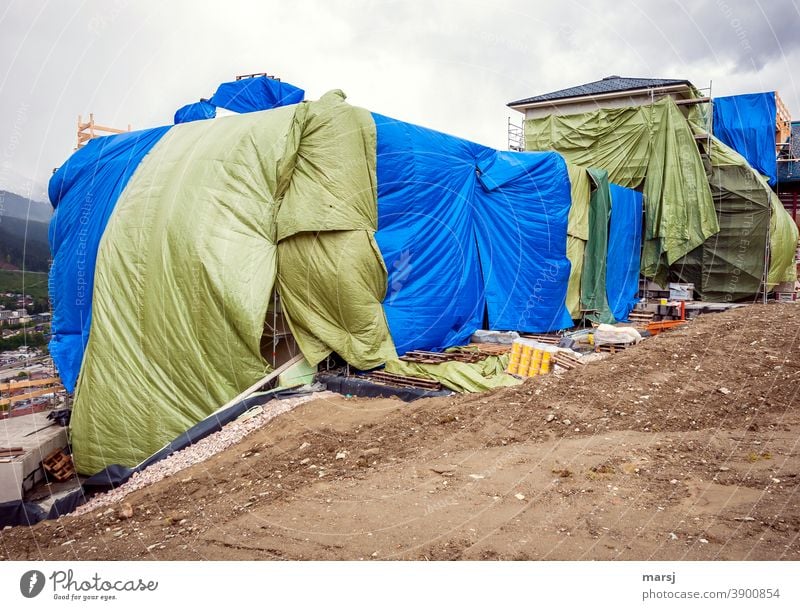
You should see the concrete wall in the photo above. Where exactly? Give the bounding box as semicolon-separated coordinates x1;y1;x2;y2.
0;412;67;502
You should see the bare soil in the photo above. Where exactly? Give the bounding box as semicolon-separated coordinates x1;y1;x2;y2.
2;304;799;560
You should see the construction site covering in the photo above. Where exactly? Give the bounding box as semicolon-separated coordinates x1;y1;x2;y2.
1;75;797;555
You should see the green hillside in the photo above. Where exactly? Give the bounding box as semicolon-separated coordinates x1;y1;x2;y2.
0;216;51;272
0;269;49;299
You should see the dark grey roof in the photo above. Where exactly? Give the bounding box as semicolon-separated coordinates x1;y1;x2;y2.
508;76;692;107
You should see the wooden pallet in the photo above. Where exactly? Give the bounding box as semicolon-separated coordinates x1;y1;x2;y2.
401;350;484;364
519;333;561;345
366;371;443;391
448;351;484;363
460;343;512;356
400;350;454;364
42;448;75;482
553;352;584;370
628;310;654;326
595;343;634;354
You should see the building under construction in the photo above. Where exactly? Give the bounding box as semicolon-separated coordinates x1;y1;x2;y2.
28;73;800;481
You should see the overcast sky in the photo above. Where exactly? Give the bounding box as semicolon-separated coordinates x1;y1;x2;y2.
1;0;799;202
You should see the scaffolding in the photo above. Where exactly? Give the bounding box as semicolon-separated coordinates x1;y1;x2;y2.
776;91;792;149
76;114;131;150
507;117;524;151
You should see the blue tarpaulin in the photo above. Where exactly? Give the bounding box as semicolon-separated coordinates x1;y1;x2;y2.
174;100;216;124
373;114;488;354
48;126;171;391
475;151;574;332
49;102;575;390
712;92;777;186
209;76;304;114
606;183;643;322
374;113;574;352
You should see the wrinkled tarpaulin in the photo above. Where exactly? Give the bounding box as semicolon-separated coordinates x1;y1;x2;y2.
373;116;488;353
580;168;614;323
565;164;591;319
174;100;216;124
768;190;799;286
385;353;521;393
607;184;643;321
70;92;394;473
525;97;719;284
374;115;574;352
564;168;643;323
210;75;305;114
475;150;574;332
174;75;305;124
672;134;798;299
48;126;171;392
57;93;574;473
712;92;777;186
526;96;796;299
52;76;309;392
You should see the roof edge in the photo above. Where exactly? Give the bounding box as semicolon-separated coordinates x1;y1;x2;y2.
508;79;693;108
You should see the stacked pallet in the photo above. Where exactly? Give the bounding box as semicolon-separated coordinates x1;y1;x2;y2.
458;343;512;356
366;371;443;391
400;351;453;364
552;352;584;370
519;333;560;345
628;310;654;327
400;350;483;364
595;343;633;354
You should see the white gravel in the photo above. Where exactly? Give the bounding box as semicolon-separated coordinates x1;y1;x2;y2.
73;391;335;515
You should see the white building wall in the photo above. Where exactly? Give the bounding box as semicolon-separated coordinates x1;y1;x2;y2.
522;91;692;121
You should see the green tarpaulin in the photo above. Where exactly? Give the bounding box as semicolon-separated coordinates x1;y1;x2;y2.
276;92;395;369
768;192;799;286
525;97;719;282
673;136;769;300
672;133;798;299
580;168;615;323
526;96;796;299
565;164;591;319
565;236;585;320
277;230;396;369
71;92;395;474
385;354;521;393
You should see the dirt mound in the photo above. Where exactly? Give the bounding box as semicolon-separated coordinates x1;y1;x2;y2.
2;304;799;560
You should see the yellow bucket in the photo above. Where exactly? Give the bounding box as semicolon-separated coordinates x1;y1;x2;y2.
528;351;542;376
540;351;552;374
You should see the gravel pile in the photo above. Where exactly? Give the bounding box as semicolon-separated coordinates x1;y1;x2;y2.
73;391;334;515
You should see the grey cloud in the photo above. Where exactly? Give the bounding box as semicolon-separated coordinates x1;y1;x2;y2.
0;0;797;200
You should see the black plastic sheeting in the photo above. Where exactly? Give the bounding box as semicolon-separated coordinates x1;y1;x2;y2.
0;500;47;528
317;373;452;402
0;387;307;528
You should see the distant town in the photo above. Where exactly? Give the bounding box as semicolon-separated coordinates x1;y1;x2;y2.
0;289;64;421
